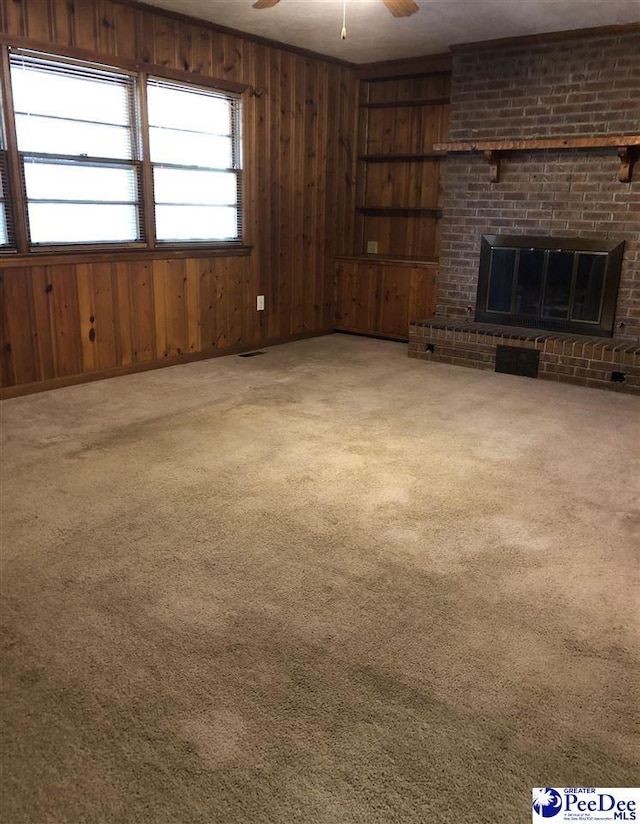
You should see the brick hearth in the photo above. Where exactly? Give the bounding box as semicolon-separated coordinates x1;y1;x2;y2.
409;318;640;394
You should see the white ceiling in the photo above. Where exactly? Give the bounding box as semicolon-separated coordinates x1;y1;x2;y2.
141;0;640;64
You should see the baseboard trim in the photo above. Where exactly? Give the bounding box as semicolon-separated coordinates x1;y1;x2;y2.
0;329;334;400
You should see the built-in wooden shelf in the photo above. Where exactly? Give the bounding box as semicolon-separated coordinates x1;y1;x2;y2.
434;134;640;182
336;253;438;267
356;207;443;217
361;96;450;109
358;153;445;162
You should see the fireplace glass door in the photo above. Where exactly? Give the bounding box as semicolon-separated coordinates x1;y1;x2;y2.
476;235;624;337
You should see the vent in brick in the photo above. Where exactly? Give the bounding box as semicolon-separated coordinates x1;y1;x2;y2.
611;371;626;383
495;345;539;378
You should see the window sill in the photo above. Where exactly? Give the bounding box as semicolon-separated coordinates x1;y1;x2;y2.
0;244;253;268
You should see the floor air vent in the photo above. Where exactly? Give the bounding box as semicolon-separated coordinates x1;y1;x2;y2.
238;351;266;358
495;345;539;378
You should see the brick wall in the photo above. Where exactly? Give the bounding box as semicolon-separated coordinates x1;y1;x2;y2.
409;319;640;395
437;31;640;339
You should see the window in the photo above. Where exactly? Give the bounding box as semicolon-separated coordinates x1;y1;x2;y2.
0;93;13;247
1;47;243;250
147;78;242;243
9;51;141;246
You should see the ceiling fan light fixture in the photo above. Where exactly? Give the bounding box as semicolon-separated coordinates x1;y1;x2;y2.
251;0;420;21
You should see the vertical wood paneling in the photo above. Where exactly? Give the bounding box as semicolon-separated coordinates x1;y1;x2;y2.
129;262;155;363
113;261;134;365
4;0;26;38
1;268;38;384
92;262;118;368
357;72;450;259
72;0;97;52
95;0;116;54
336;259;437;339
0;0;359;394
226;258;243;346
152;12;177;68
25;0;52;42
51;0;73;46
177;20;192;72
76;263;97;373
335;261;378;332
29;266;55;380
111;1;135;60
47;265;82;377
184;258;201;354
199;261;216;351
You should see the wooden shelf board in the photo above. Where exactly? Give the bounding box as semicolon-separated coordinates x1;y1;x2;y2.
361;96;450;109
356;207;443;217
433;135;640;182
358;153;445;162
434;134;640;152
335;254;438;267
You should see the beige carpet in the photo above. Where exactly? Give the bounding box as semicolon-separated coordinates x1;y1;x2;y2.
1;333;638;824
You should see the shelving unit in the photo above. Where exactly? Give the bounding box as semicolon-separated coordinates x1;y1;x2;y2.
333;59;451;342
355;71;451;259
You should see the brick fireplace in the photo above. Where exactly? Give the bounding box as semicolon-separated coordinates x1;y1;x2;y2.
409;29;640;394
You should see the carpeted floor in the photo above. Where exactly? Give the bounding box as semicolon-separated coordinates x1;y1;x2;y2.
1;333;638;824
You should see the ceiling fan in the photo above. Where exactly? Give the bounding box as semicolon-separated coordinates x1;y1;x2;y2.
252;0;419;17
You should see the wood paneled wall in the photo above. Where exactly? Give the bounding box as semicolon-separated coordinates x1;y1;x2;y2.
0;0;359;396
356;72;450;259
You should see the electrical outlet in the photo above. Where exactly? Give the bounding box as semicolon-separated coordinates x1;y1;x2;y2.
366;240;378;254
257;295;265;311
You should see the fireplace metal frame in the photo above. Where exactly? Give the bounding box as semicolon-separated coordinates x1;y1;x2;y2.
475;235;625;337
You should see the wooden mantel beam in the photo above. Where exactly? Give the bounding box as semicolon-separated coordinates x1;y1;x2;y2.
434;135;640;183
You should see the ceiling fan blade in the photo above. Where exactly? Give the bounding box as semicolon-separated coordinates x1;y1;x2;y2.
252;0;280;8
381;0;420;17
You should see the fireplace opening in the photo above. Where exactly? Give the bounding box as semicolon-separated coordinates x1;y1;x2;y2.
475;235;624;337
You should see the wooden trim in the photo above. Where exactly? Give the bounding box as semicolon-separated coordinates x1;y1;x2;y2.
0;45;28;252
435;135;640;182
450;22;640;53
484;150;499;183
0;328;335;399
0;245;252;269
356;207;443;217
335;254;438;267
114;0;355;69
355;52;452;79
618;146;637;184
361;96;450;109
334;328;409;343
435;135;640;152
358;153;445;162
137;73;156;246
0;33;249;94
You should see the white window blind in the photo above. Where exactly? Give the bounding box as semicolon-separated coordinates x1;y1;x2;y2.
9;51;142;246
0;98;13;247
147;78;242;243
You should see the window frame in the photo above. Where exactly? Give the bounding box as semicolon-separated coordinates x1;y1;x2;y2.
9;49;145;249
0;40;248;256
145;74;244;246
0;98;15;249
